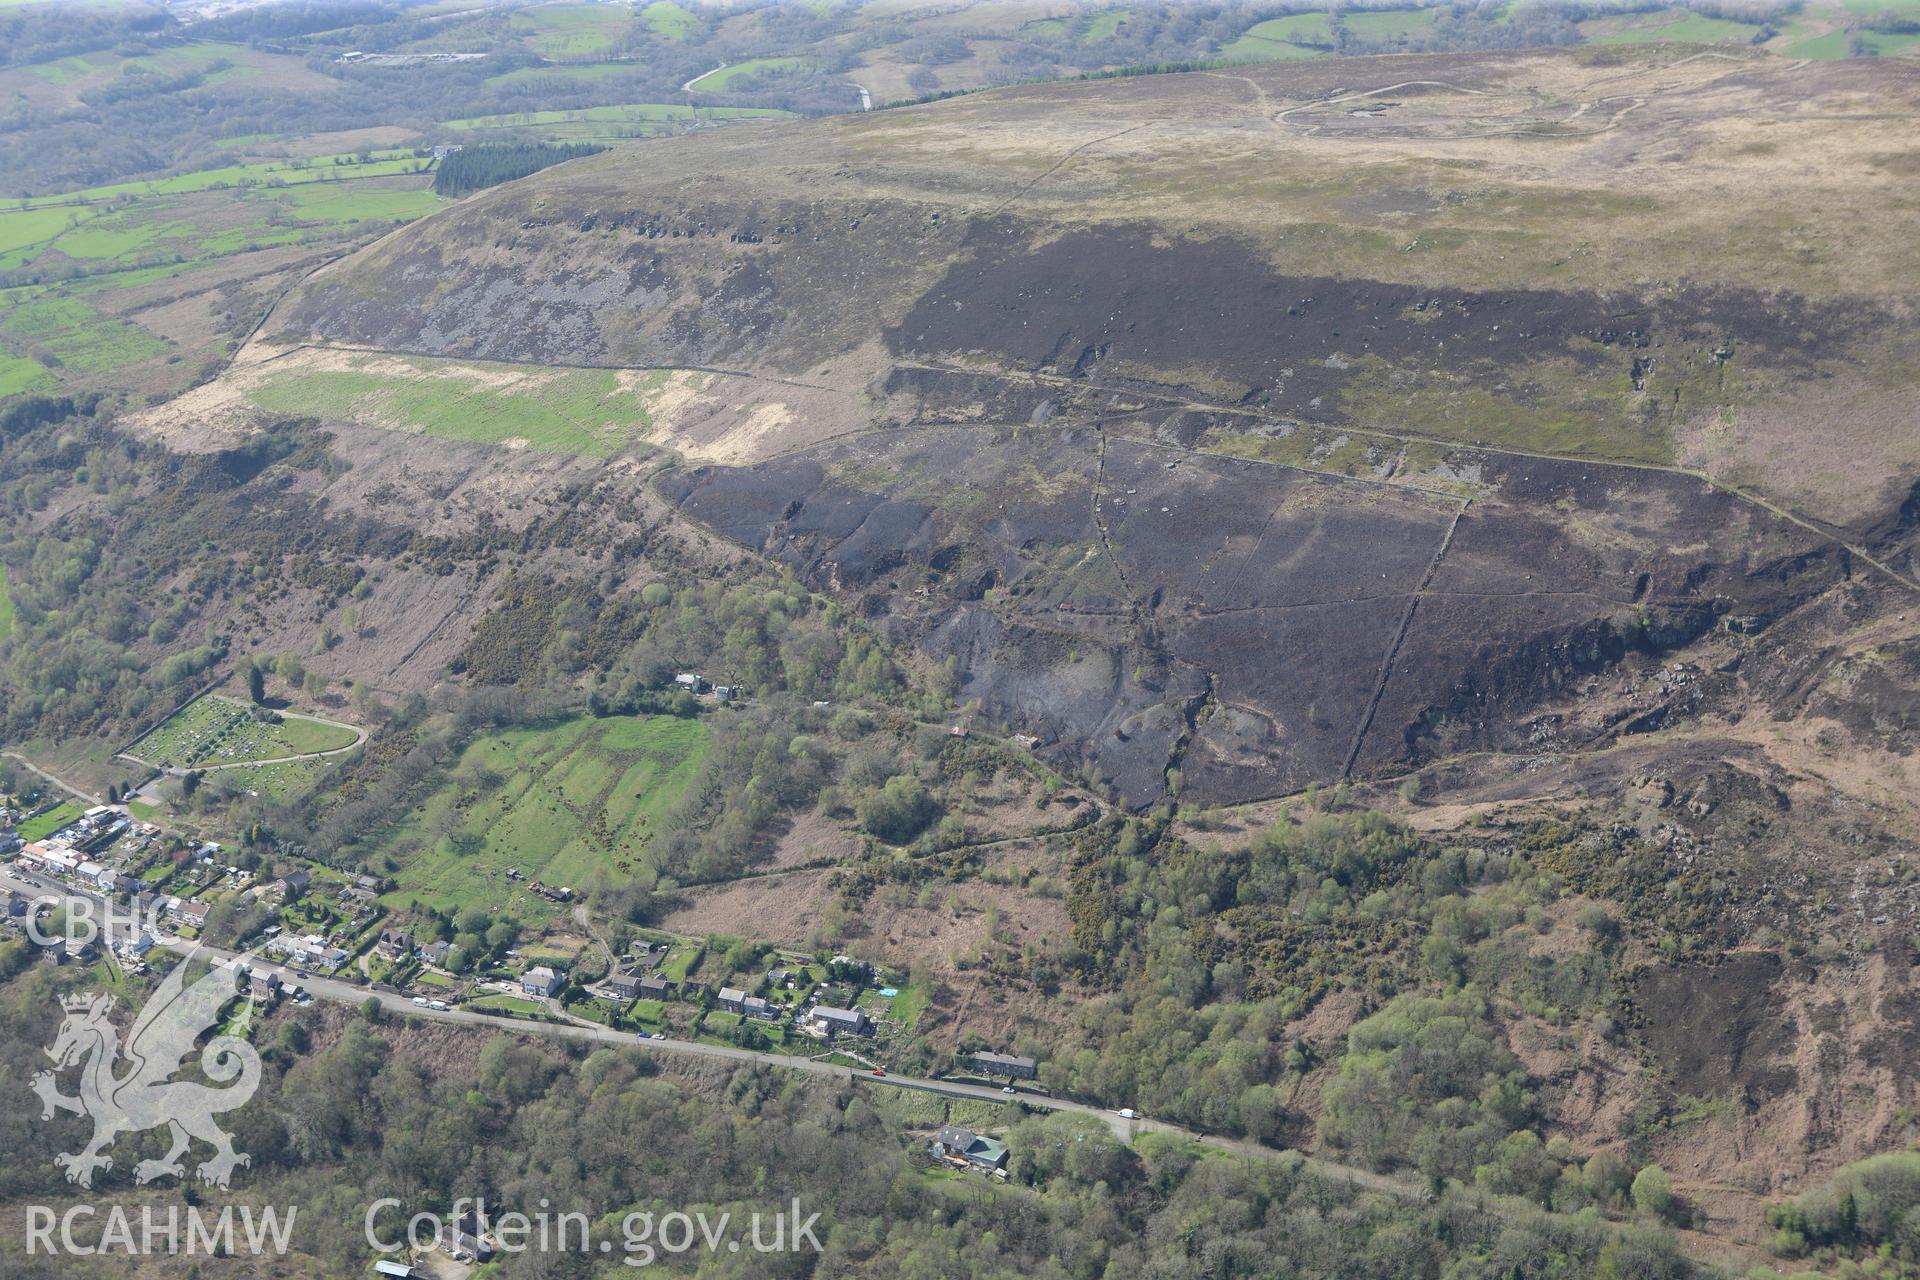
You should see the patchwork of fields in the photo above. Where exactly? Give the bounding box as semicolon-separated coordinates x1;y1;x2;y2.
380;715;711;918
0;148;447;400
1217;0;1918;63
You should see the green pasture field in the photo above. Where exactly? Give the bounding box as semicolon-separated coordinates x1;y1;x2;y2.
510;4;635;60
485;62;640;89
243;354;670;456
377;715;710;919
0;295;168;374
8;150;431;212
19;802;85;840
1591;10;1765;43
698;58;812;90
1222;7;1440;59
640;1;696;39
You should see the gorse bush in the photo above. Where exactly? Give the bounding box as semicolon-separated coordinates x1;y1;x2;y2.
1768;1152;1920;1258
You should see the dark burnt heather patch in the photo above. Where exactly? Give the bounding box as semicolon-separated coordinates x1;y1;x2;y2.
885;221;1868;460
1630;953;1798;1105
1803;635;1920;757
1351;454;1838;774
930;608;1210;806
279;195;975;373
663;424;1839;808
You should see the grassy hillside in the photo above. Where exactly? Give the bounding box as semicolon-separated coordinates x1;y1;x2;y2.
509;3;636;60
640;1;697;40
380;714;711;917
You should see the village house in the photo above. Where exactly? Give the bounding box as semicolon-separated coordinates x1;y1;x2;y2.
742;995;781;1022
417;940;452;968
808;1006;870;1036
604;973;642;1001
84;862;137;896
375;927;412;962
265;870;310;902
163;897;211;930
717;986;748;1014
22;842;80;876
521;965;563;998
247;968;283;1004
267;932;347;970
972;1051;1039;1081
437;1215;494;1263
933;1126;1008;1171
636;975;670;999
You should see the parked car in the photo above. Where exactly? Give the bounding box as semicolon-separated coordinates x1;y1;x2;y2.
412;997;429;1007
1117;1108;1136;1120
1002;1086;1016;1095
870;1068;887;1077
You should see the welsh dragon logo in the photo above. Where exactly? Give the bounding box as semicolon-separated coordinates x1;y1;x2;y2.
32;947;262;1189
